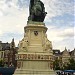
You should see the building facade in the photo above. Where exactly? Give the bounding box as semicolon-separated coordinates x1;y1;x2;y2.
70;48;75;60
0;39;75;69
0;39;17;67
53;47;75;69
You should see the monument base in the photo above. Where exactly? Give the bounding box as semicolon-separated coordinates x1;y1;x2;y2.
13;69;56;75
14;22;56;75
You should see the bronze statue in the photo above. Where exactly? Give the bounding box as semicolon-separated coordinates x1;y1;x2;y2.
28;0;47;22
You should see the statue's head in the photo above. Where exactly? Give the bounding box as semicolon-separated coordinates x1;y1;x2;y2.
34;0;40;4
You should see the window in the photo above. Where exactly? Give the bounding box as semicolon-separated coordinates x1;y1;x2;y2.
55;51;58;53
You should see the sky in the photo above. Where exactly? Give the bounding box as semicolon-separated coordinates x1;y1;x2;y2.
0;0;74;51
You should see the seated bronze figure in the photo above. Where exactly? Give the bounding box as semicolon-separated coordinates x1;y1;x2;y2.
28;0;47;22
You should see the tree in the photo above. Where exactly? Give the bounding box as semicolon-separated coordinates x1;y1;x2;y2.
63;58;75;70
0;60;4;67
53;59;61;70
66;58;75;70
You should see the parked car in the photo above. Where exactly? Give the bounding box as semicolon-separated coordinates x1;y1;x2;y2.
64;70;75;75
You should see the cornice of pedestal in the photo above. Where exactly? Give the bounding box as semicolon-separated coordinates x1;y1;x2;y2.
24;22;47;33
27;21;45;25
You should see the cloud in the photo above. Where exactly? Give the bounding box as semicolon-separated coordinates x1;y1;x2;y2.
0;7;28;33
53;37;74;51
0;10;3;16
0;30;3;35
47;26;74;41
17;0;29;9
47;26;74;50
0;0;74;51
41;0;74;21
59;27;74;38
0;32;23;46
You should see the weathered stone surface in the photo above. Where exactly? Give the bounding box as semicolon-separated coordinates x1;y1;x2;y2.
18;23;52;53
13;22;56;75
14;69;55;75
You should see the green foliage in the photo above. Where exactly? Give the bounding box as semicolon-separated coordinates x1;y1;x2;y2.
53;59;61;70
53;58;75;70
4;63;8;68
65;58;75;70
0;60;4;67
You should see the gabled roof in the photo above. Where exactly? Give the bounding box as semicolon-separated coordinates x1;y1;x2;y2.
70;48;75;56
61;47;70;56
0;42;10;50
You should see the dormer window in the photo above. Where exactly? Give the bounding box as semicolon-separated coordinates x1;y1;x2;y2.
55;51;58;53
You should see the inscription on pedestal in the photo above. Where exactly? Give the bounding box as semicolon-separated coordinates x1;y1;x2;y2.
16;54;53;61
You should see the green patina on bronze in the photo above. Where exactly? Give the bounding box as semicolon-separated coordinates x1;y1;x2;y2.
28;0;47;22
27;20;45;25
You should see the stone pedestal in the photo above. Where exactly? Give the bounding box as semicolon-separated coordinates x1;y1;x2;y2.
14;69;55;75
13;22;56;75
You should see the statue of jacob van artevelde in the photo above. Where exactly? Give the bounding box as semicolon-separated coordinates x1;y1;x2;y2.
28;0;47;22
